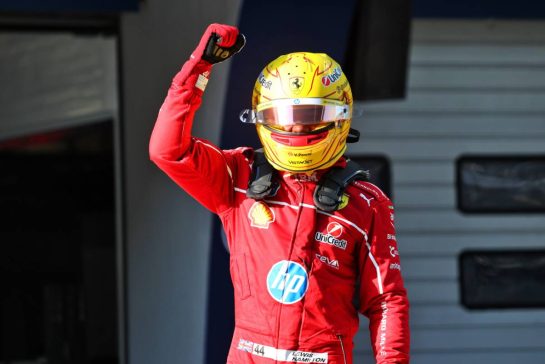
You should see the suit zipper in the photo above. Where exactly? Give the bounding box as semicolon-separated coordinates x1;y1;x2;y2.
274;180;306;363
336;334;348;364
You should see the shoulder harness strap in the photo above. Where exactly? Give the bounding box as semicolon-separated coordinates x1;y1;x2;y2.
246;149;279;199
313;160;370;212
247;150;369;211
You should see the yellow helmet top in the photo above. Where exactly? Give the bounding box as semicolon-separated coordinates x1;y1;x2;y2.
245;52;354;172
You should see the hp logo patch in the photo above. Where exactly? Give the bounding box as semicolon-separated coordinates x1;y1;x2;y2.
266;261;308;304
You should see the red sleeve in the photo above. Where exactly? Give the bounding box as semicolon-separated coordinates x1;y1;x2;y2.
359;199;410;363
149;60;235;214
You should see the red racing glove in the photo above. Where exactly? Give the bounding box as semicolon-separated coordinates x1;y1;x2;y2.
173;23;245;91
192;23;246;64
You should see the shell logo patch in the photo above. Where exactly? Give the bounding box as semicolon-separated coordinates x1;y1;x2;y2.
248;201;275;229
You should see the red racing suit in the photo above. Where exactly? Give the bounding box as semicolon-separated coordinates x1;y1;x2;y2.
149;59;410;364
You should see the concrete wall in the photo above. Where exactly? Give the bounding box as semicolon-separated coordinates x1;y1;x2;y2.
120;1;240;362
0;32;116;139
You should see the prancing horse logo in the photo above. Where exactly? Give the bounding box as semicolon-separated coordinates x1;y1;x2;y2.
289;77;304;94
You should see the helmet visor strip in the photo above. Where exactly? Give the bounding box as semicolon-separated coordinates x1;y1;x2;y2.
239;98;351;126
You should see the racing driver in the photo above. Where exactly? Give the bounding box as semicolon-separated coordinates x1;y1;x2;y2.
149;23;410;364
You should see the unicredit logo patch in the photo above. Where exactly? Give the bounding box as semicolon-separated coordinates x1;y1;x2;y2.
315;222;347;250
321;67;342;86
326;222;343;237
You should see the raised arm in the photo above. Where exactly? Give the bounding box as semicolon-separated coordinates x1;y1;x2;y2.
149;23;245;213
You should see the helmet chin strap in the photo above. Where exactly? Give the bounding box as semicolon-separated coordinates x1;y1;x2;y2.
347;128;360;143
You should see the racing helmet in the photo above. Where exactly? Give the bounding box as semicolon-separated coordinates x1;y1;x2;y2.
241;52;354;172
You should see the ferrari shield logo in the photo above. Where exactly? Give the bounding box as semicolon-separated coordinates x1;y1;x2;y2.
289;77;305;94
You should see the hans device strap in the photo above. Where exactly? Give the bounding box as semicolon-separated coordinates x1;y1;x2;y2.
313;160;370;212
246;149;279;199
247;150;369;211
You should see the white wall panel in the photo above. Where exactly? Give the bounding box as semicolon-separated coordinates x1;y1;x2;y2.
411;305;545;327
395;212;545;232
359;115;545;136
405;281;458;304
350;20;545;362
394;162;454;185
363;92;545;113
401;232;545;255
395;186;453;208
417;352;545;364
360;138;545;160
411;44;545;65
409;66;545;88
401;257;457;279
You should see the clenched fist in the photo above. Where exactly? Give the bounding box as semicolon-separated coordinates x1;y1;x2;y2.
191;23;246;64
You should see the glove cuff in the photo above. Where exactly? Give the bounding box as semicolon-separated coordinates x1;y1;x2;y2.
172;59;213;94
